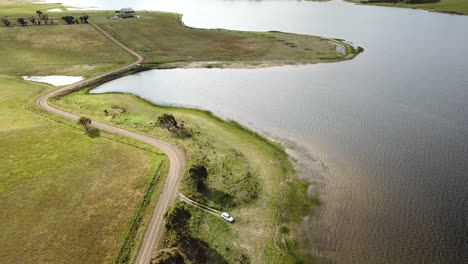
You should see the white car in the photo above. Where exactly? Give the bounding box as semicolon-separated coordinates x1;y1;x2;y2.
221;212;234;223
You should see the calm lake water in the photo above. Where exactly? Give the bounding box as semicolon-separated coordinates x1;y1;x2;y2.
46;0;468;263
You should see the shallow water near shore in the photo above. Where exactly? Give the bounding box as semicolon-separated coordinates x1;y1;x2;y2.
45;0;468;263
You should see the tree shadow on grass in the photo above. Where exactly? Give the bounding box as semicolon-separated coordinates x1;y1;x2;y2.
179;235;228;264
205;188;236;209
85;127;101;138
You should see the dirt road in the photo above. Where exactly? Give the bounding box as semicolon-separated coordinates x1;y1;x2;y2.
178;193;222;217
36;21;185;264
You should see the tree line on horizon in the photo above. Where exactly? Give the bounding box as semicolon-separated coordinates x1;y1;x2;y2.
360;0;439;4
1;10;89;27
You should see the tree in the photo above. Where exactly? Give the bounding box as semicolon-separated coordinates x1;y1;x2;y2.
78;116;92;128
157;113;178;129
189;165;208;192
61;16;76;25
164;202;191;232
157;113;192;138
79;14;89;24
28;16;37;25
17;18;28;26
36;10;43;24
151;248;185;264
42;14;49;25
78;116;100;137
1;18;11;27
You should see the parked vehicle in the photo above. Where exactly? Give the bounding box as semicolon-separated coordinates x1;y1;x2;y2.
221;212;234;223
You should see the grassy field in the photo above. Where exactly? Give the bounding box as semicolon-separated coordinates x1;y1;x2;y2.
51;88;317;263
0;24;133;77
347;0;468;15
0;0;133;77
0;76;168;263
89;12;357;68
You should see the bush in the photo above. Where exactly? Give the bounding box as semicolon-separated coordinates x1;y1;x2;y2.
157;113;192;139
162;203;228;264
78;116;92;127
157;113;178;129
189;165;208;193
151;248;185;264
164;202;191;233
77;116;100;137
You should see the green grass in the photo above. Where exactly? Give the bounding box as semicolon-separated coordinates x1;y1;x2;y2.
51;88;316;263
0;0;63;16
0;22;133;77
347;0;468;14
0;76;168;263
0;2;351;262
89;12;355;68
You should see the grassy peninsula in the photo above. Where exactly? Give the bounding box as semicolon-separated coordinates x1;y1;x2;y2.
1;1;358;263
51;87;316;263
347;0;468;15
90;11;359;68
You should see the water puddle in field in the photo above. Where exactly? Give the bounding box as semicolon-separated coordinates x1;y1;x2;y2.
22;76;84;86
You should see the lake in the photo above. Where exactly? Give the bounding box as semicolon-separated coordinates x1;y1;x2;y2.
45;0;468;263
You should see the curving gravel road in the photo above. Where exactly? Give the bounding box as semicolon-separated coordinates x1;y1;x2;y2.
36;21;186;264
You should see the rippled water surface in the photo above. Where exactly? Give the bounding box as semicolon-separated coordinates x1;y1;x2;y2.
47;0;468;263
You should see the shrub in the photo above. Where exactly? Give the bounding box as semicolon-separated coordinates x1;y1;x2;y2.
157;113;178;129
157;113;192;138
77;116;100;137
189;165;208;193
78;116;92;127
164;202;191;233
151;248;185;264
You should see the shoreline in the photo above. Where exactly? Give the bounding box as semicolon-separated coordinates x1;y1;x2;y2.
345;0;468;16
4;2;360;263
